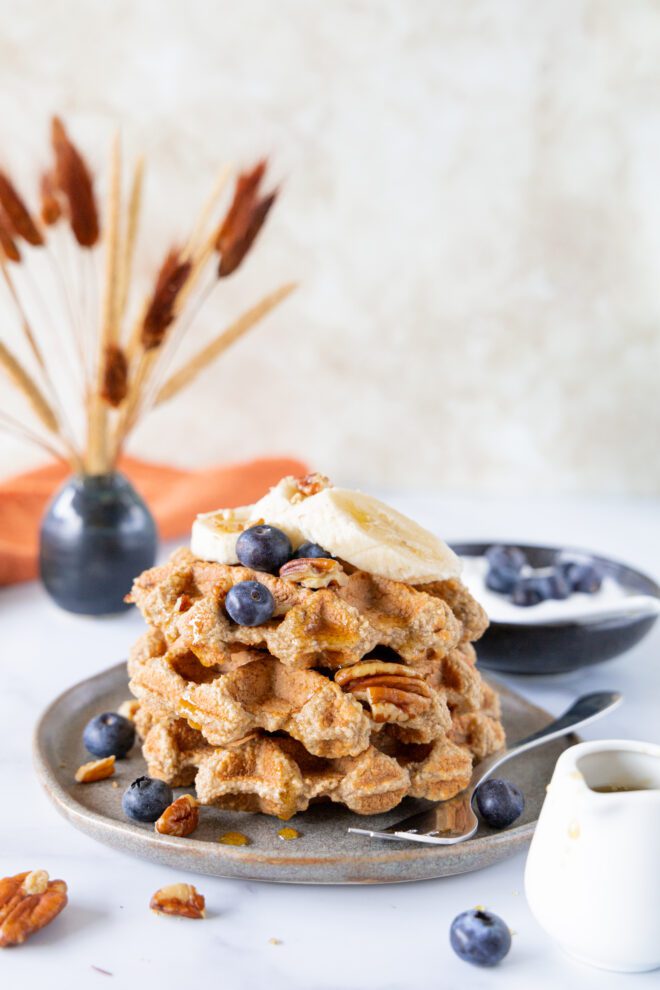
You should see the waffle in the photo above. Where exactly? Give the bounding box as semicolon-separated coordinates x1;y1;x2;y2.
128;630;453;758
133;709;475;819
127;549;464;671
126;534;503;818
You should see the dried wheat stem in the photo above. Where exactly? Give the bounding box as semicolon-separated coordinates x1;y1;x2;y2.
117;155;144;325
183;163;231;260
0;340;60;434
86;133;122;475
155;282;296;405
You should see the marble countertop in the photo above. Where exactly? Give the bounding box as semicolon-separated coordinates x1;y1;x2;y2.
2;493;659;989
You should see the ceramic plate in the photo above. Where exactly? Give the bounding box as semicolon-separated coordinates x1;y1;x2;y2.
34;662;575;884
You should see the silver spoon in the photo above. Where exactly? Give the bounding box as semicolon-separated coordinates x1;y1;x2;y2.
348;690;622;845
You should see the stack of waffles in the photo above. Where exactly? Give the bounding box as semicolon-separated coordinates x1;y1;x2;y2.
126;526;505;820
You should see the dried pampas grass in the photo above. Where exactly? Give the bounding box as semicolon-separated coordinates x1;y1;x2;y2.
0;117;293;474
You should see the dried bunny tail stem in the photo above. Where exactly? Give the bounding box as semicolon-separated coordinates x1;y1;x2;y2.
111;346;157;455
140;250;191;350
99;132;122;351
0;219;21;263
117;155;144;324
0;339;60;434
100;343;128;406
155;281;296;406
218;190;276;278
40;172;62;226
51;116;100;248
86;133;122;473
183;163;231;260
0;171;43;246
216;160;266;254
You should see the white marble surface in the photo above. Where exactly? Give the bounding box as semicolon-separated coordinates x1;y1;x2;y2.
2;493;660;988
0;1;659;494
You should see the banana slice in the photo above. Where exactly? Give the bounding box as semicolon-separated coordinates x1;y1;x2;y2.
294;488;461;584
191;505;254;565
247;476;312;546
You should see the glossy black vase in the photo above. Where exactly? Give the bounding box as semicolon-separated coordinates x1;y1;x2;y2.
39;472;157;615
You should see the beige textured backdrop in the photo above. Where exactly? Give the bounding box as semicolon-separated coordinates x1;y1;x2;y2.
0;0;658;494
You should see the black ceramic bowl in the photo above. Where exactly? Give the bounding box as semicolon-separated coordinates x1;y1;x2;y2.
451;542;660;675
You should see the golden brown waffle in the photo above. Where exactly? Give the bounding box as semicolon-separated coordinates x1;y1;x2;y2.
127;543;504;818
134;709;475;819
127;549;464;671
129;631;453;758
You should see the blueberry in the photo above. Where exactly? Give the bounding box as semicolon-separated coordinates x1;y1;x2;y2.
122;776;173;823
546;568;572;600
475;778;525;829
560;560;603;594
510;576;548;606
293;542;332;560
83;712;135;759
484;545;526;574
225;580;275;626
450;909;512;967
485;567;518;594
236;525;292;573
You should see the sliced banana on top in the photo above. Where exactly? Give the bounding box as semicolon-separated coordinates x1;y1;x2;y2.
190;504;254;565
294;488;461;584
190;477;460;584
246;477;308;546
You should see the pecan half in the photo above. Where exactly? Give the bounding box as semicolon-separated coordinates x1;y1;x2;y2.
279;557;347;589
150;883;205;919
75;756;115;782
335;660;432;723
155;795;199;837
0;871;68;947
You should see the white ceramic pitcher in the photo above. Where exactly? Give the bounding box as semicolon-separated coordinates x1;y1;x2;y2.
525;739;660;972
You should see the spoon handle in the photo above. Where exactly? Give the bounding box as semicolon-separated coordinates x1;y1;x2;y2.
472;690;623;788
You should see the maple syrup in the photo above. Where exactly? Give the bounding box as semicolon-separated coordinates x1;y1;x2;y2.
277;827;300;841
218;831;250;846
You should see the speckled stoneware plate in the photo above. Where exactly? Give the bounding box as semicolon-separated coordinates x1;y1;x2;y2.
34;662;575;884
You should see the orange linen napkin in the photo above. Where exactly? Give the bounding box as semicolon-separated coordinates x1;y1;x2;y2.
0;455;308;587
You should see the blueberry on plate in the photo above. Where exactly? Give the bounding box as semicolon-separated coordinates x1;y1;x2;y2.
122;776;173;823
450;908;512;967
485;545;526;575
560;560;603;594
484;546;526;595
236;525;292;573
475;778;525;829
510;576;548;606
485;567;518;594
225;580;275;626
83;712;135;759
293;541;332;560
546;569;572;600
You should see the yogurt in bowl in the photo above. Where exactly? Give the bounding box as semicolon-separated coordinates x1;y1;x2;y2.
460;553;660;627
450;542;660;674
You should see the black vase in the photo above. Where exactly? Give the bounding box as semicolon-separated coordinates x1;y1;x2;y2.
39;472;158;615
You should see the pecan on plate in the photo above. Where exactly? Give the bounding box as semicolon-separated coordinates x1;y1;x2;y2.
279;557;347;589
150;883;205;919
335;660;432;724
0;871;68;947
75;756;115;783
155;795;199;837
